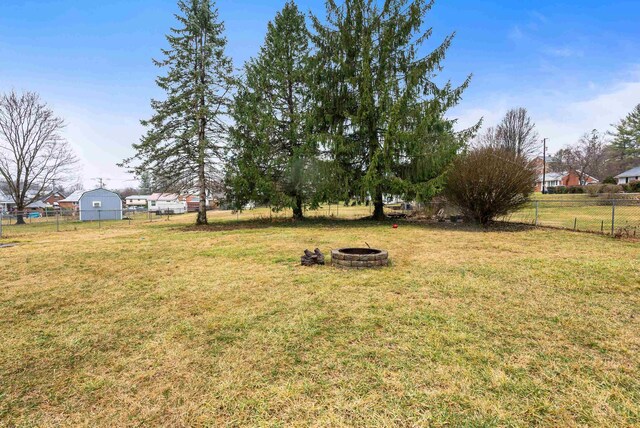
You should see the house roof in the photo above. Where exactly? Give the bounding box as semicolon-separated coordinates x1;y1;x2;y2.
41;191;65;200
58;190;85;203
537;172;565;182
0;191;13;203
125;195;150;200
615;166;640;178
27;200;50;209
536;170;600;183
148;193;180;201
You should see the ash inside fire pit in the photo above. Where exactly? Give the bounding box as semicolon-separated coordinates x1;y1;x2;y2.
331;247;388;269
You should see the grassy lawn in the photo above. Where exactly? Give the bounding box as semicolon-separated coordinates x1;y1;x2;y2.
508;201;640;234
1;211;639;426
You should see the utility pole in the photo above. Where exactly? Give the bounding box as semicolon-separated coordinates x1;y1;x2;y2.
541;138;547;194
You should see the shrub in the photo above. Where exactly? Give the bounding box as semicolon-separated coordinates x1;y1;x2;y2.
586;184;601;197
626;180;640;193
602;176;617;185
445;147;536;225
554;186;568;194
567;186;584;194
599;184;623;194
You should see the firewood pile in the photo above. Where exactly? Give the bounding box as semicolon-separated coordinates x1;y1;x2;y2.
301;248;325;266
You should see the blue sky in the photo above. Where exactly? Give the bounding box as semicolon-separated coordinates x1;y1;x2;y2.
1;0;639;188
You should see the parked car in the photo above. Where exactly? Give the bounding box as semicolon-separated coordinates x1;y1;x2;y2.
27;212;41;219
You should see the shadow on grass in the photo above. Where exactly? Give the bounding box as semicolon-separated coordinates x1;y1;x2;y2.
174;215;538;234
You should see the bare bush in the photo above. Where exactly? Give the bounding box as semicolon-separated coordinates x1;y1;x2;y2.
445;147;537;225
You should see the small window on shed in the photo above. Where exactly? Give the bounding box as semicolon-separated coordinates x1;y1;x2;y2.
93;201;102;208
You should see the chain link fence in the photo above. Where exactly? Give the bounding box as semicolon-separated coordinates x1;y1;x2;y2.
503;198;640;237
0;209;179;238
1;199;638;239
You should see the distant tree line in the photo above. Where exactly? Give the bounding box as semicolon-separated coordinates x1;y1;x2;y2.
476;105;640;184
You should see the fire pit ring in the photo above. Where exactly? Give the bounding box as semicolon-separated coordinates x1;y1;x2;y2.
331;248;388;269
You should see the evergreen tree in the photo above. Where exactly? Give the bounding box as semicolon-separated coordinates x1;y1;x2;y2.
121;0;234;225
227;1;313;219
310;0;477;220
138;171;154;194
609;104;640;163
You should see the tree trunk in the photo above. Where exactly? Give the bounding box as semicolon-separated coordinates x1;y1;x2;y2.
196;169;207;225
372;190;385;221
292;194;304;220
16;208;26;225
196;29;208;226
196;138;207;225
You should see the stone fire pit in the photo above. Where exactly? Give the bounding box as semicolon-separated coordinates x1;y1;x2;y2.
331;248;389;269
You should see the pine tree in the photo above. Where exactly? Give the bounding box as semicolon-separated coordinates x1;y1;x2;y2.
609;104;640;163
227;1;313;219
311;0;477;220
138;171;154;194
121;0;234;225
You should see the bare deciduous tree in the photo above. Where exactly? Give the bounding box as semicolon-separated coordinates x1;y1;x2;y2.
0;91;78;224
474;108;540;158
555;129;608;183
496;107;539;157
473;126;499;148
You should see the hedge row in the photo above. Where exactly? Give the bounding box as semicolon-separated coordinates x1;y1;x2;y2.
546;181;640;195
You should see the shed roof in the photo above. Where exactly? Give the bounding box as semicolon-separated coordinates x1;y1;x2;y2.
78;188;121;199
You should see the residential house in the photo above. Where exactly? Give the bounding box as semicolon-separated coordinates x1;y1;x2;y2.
535;172;565;192
57;190;84;210
40;191;66;207
147;193;186;214
185;193;219;212
125;195;150;208
78;188;123;221
535;169;599;192
0;191;14;213
614;166;640;185
26;200;50;211
24;191;67;212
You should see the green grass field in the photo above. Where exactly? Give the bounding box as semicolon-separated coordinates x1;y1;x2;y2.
1;210;639;426
508;201;640;234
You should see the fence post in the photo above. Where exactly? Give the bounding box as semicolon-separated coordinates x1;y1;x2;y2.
0;210;3;238
98;210;101;229
611;200;616;236
535;201;539;226
56;212;60;232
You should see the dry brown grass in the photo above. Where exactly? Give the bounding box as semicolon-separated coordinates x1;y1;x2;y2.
1;211;639;426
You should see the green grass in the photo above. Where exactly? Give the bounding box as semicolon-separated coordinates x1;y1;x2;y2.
507;200;639;234
1;210;639;426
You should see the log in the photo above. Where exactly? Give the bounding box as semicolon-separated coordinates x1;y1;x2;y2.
301;248;325;266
